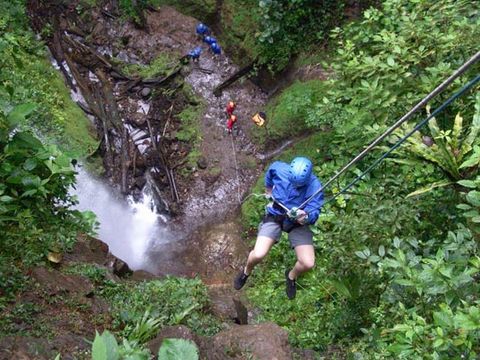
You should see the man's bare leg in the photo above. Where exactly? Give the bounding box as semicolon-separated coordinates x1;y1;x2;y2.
288;244;315;280
244;236;276;275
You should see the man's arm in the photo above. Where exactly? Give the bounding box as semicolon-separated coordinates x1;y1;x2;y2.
264;163;278;189
304;181;324;224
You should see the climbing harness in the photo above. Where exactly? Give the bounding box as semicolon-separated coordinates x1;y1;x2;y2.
293;50;480;211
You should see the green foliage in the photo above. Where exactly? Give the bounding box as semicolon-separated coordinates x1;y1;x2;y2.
0;106;94;259
124;309;162;344
256;80;331;144
256;0;350;71
243;125;460;350
175;90;205;171
217;0;260;66
0;0;98;157
123;53;176;78
0;102;95;336
458;176;480;234
91;331;199;360
352;227;480;358
91;330;151;360
102;277;220;338
307;0;480;144
392;95;480;189
158;338;199;360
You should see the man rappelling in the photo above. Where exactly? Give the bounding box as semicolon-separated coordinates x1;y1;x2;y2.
234;157;324;299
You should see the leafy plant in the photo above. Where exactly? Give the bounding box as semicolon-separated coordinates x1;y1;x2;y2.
91;330;151;360
457;176;480;233
158;338;199;360
0;1;98;156
391;94;480;197
355;227;480;358
256;0;355;71
103;277;220;338
124;309;163;344
91;331;199;360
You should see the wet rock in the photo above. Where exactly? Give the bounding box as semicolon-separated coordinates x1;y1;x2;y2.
207;285;238;322
140;87;151;98
106;257;133;277
147;325;197;355
134;176;146;190
31;267;94;297
197;156;208;169
64;234;109;265
233;298;248;325
0;335;88;360
211;323;292;360
111;71;125;80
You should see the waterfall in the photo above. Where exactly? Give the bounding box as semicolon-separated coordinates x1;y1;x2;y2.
71;167;170;271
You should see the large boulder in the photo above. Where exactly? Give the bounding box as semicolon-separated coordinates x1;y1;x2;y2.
147;325;198;355
31;267;94;298
64;234;109;265
210;323;292;360
0;335;88;360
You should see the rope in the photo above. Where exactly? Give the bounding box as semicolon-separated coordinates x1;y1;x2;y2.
298;50;480;210
230;133;242;204
326;73;480;205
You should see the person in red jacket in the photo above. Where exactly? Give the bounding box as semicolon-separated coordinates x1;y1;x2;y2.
226;114;237;134
226;101;236;117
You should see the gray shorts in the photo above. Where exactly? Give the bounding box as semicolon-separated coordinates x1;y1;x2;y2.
258;219;313;248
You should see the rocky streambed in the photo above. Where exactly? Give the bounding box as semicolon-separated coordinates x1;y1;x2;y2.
27;0;271;282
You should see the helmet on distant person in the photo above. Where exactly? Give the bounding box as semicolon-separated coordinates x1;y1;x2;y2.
193;46;202;56
196;23;208;35
211;42;221;54
230;114;237;122
203;36;216;45
288;157;313;187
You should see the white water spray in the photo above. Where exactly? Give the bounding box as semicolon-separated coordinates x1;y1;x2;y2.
71;167;169;271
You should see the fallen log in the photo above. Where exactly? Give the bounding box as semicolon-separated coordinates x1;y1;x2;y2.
212;62;255;97
141;66;182;86
146;116;179;202
64;53;102;118
96;69;130;194
63;35;133;81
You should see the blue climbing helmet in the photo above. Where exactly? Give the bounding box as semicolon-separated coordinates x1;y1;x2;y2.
210;42;221;54
196;23;208;35
288;157;313;188
193;46;202;56
203;35;216;45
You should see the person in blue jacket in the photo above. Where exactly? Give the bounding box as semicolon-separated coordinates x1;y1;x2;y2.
234;157;324;299
196;23;210;38
210;42;221;55
187;47;202;62
203;35;217;45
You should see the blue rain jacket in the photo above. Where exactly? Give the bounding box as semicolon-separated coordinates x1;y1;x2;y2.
265;161;324;224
